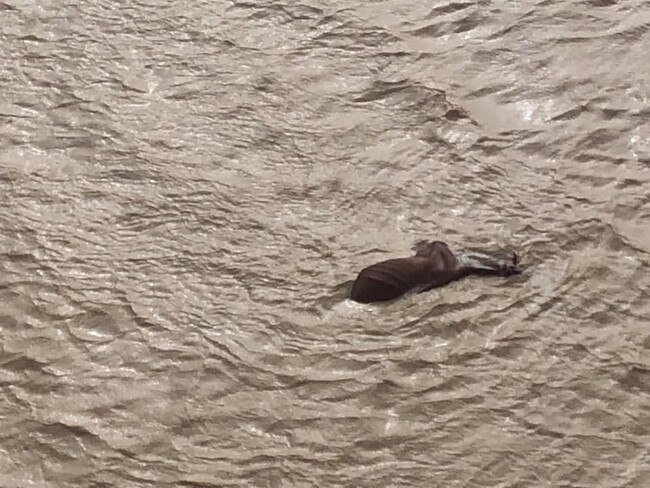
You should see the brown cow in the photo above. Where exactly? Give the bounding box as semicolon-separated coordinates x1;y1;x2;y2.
350;240;521;303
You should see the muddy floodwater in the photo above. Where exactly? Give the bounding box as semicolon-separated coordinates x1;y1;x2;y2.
1;1;648;486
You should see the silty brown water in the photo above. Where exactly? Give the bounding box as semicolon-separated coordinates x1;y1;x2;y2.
0;1;648;487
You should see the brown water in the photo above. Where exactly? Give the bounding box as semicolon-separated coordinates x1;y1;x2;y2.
1;1;649;486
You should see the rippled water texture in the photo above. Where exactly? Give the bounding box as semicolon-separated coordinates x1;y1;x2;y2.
1;0;649;486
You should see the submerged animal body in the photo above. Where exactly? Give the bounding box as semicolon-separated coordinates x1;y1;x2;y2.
349;240;521;304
